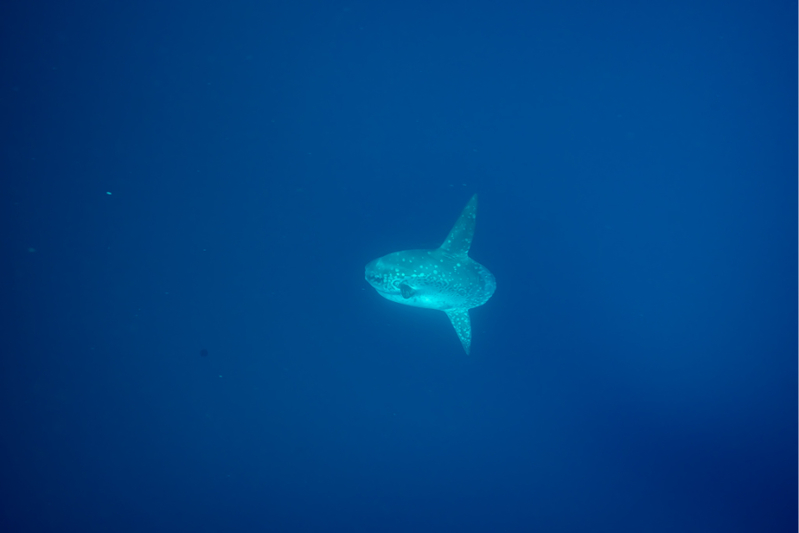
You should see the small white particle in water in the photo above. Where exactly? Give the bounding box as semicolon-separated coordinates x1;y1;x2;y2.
106;191;112;195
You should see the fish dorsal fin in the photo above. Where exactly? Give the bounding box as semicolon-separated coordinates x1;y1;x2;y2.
440;194;477;256
445;308;472;354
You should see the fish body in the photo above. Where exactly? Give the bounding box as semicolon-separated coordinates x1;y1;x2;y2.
365;195;495;354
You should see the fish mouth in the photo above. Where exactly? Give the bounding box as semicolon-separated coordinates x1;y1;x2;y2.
364;272;386;288
365;273;392;291
365;274;402;297
370;279;400;295
376;288;399;297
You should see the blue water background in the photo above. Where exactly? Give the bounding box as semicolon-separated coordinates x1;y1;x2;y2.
1;1;795;531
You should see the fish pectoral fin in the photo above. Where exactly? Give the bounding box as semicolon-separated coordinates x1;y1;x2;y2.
399;283;415;299
445;308;472;355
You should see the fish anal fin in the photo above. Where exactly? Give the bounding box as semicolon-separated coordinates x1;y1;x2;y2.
445;308;472;354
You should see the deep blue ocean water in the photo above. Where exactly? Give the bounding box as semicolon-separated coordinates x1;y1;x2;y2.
1;1;795;531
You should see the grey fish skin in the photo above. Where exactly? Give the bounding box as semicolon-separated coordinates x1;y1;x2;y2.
365;195;495;354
